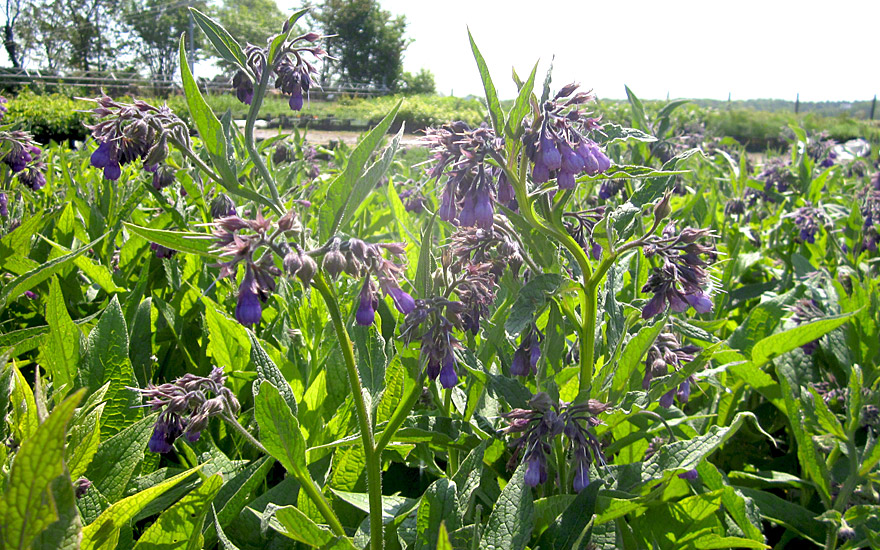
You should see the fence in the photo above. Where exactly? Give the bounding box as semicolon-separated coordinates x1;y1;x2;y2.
0;69;392;99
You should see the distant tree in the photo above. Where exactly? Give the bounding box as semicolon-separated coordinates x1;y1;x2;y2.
126;0;208;84
214;0;285;71
396;68;435;95
2;0;23;67
17;0;70;70
313;0;409;89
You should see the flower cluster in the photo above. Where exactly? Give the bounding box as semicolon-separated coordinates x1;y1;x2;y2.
130;367;241;453
643;330;702;408
446;226;523;281
232;30;326;112
523;83;611;190
859;176;880;251
399;297;467;388
785;204;827;244
421;121;508;228
564;206;606;260
756;157;793;195
0;192;6;217
273;141;320;180
510;326;542;377
1;130;47;190
502;393;608;491
85;96;187;182
210;193;238;219
0;96;7;120
641;224;718;318
598;178;626;201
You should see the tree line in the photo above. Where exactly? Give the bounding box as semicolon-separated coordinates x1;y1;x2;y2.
1;0;435;94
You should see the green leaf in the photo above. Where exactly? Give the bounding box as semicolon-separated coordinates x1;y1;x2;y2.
413;213;437;299
84;413;156;502
77;296;140;437
738;487;824;544
269;505;358;549
123;222;219;260
538;481;601;550
254;380;306;475
179;36;237;187
0;390;84;550
204;456;274;546
624;85;648;130
481;463;535;550
436;522;453;550
329;490;419;523
451;441;487;518
414;478;458;550
39;277;79;391
776;364;832;501
505;273;563;334
467;28;503;136
641;412;771;482
133;475;223;549
212;506;241;550
0;233;106;314
250;332;297;415
205;304;251;372
696;462;764;543
347;125;404;231
42;236;125;293
318;100;402;241
504;61;538;140
81;466;203;550
610;318;666;402
727;292;794;352
750;312;854;367
32;473;82;550
352;325;387;399
601;123;657;145
66;387;105;479
189;8;248;72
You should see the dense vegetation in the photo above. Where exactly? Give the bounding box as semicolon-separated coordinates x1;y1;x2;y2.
1;10;879;550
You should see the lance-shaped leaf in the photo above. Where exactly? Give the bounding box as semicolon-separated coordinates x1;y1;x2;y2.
123;222;219;260
190;8;248;73
467;28;503;136
481;463;535;550
254;380;306;475
133;475;224;549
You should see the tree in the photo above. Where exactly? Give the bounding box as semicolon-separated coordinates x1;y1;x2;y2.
397;68;435;95
2;0;23;67
126;0;208;84
313;0;409;89
214;0;285;71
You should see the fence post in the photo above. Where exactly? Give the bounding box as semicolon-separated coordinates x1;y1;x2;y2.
795;93;800;114
871;95;877;121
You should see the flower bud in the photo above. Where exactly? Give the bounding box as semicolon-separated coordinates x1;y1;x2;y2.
211;193;237;219
297;254;317;287
653;192;672;225
322;249;347;279
283;251;303;276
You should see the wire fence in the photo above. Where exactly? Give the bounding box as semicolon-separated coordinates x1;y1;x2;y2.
0;69;392;99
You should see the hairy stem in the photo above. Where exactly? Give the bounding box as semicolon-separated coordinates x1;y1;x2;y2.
313;274;384;550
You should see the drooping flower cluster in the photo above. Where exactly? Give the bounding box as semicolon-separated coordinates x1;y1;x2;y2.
231;30;326;112
0;192;7;217
510;326;541;377
1;130;47;190
502;392;608;492
756;157;794;196
0;96;7;120
598;178;626;201
210;193;237;219
399;297;467;388
129;367;241;453
788;298;825;355
785;204;827;244
642;330;702;408
523;83;611;189
447;226;523;281
421;121;506;228
859;175;880;251
564;206;606;260
273;141;320;179
641;223;718;318
85;96;186;182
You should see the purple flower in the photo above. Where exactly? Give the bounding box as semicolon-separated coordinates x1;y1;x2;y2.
472;186;494;229
524;451;548;487
232;70;254;105
643;330;701;409
384;282;415;315
539;134;562;171
23;290;37;299
356;282;377;326
572;448;591;492
148;413;184;453
0;192;7;217
289;91;304;111
439;349;458;388
74;477;92;499
235;268;262;326
532;160;550;184
678;469;699;480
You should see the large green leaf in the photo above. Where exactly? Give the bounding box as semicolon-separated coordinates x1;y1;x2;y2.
123;222;219;260
254;380;306;475
270;505;358;549
77;296;141;437
413;213;437;299
189;8;248;72
0;233;106;314
467;28;503;136
352;324;387;399
84;413;156;502
0;390;84;550
133;475;224;549
750;312;854;367
39;277;80;391
504;273;564;334
414;478;458;550
204;456;275;545
504;61;538;140
318;101;402;241
537;481;601;550
81;466;203;550
480;464;535;550
250;332;297;414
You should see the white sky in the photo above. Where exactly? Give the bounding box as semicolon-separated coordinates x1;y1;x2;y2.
275;0;879;101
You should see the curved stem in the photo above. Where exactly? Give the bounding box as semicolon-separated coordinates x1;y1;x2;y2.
313;274;384;550
223;413;345;536
244;65;284;211
375;373;425;454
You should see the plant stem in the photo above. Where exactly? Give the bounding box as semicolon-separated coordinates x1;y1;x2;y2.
442;389;460;476
244;64;284;212
313;274;384;550
375;373;425;454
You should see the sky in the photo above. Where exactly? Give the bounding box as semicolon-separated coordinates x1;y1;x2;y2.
273;0;879;102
